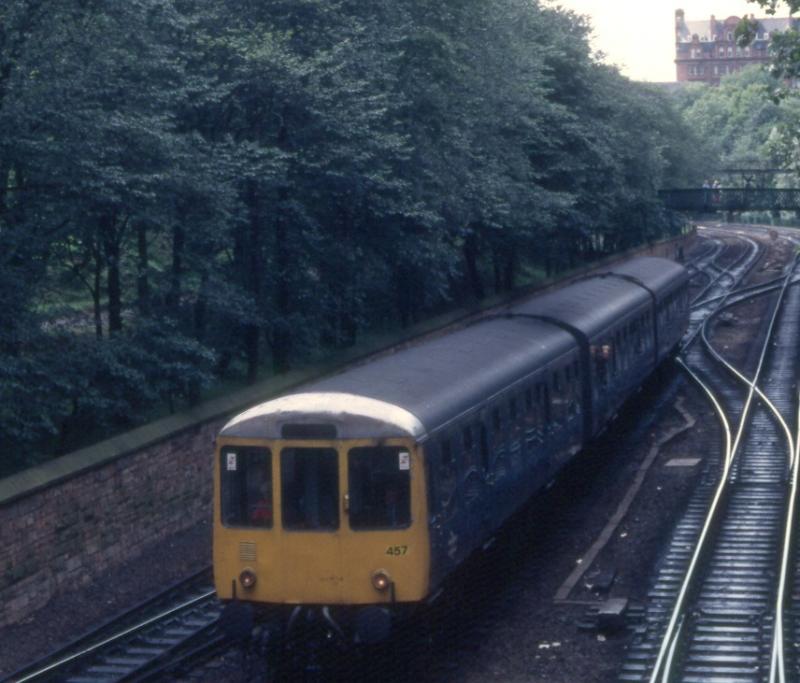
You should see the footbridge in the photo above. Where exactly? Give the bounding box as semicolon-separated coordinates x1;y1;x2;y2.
660;187;800;212
660;168;800;213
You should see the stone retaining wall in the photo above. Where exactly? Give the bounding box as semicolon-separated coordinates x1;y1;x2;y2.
0;419;224;627
0;232;694;629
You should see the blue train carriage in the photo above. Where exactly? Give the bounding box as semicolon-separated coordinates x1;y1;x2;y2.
510;275;653;437
212;255;689;643
509;256;690;439
213;315;583;641
602;256;691;359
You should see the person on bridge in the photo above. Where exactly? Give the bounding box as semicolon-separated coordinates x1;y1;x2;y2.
702;179;711;211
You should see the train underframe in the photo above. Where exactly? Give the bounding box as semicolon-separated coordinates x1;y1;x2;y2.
220;599;418;648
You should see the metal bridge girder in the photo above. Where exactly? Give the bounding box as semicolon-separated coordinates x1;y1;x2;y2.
659;188;800;213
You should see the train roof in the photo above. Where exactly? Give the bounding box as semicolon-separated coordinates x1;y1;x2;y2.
220;316;575;440
509;275;651;340
600;257;689;302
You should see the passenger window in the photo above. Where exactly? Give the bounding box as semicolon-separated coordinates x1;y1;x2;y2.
543;384;551;422
480;424;490;471
593;346;609;386
441;439;453;467
281;448;339;530
492;408;502;432
348;447;411;529
462;426;474;452
438;438;457;505
525;388;533;412
509;397;517;421
220;447;273;528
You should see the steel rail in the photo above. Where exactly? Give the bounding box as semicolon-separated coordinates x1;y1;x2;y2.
700;279;797;467
688;239;746;307
2;568;214;683
692;260;796;680
645;357;734;683
9;590;217;682
768;393;799;683
701;274;798;683
682;236;761;350
768;257;800;683
685;239;723;286
770;392;800;682
690;272;796;310
648;253;798;683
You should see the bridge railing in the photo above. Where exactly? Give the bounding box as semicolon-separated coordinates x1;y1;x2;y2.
660;188;800;212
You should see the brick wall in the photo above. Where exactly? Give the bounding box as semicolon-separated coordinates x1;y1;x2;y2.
0;418;224;628
0;232;694;630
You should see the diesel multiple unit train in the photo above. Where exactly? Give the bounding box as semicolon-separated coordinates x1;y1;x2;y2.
213;255;690;643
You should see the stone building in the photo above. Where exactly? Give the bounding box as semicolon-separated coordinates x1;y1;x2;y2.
675;9;797;84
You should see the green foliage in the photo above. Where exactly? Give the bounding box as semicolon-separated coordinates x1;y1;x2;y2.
672;65;800;173
0;0;700;475
746;0;800;14
741;2;800;84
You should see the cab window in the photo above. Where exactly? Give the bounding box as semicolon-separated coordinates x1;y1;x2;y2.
281;448;339;530
220;447;273;528
348;446;411;530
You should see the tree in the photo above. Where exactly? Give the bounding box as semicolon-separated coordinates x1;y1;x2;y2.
0;0;706;474
675;66;795;172
738;1;800;82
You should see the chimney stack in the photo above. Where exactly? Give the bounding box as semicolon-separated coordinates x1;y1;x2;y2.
676;8;685;36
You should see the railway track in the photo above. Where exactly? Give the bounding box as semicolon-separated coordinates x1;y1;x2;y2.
3;571;223;683
620;232;800;682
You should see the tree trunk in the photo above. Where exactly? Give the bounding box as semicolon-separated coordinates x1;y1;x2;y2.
492;245;503;294
104;218;123;335
463;231;484;300
502;246;515;292
244;181;263;383
167;223;184;311
194;270;209;342
136;221;150;316
245;326;260;383
395;265;411;328
92;243;103;340
271;202;291;374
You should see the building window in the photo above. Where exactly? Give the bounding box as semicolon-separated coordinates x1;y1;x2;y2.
728;47;733;57
727;32;733;41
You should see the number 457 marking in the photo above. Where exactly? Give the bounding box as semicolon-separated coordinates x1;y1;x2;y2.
385;545;408;556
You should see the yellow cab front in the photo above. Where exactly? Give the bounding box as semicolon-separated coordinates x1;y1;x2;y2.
213;436;430;606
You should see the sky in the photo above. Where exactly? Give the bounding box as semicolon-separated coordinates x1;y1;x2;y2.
542;1;788;82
